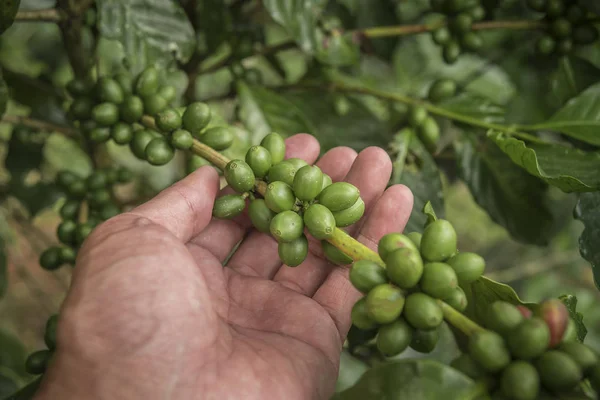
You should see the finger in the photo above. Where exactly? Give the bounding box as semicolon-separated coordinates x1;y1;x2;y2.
312;184;414;338
190;134;321;262
272;147;390;296
126;166;220;242
226;146;357;278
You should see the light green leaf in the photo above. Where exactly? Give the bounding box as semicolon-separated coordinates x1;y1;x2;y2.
315;32;360;67
439;92;505;124
0;0;21;34
526;82;600;146
43;134;93;176
488;131;600;193
559;294;588;343
335;351;369;393
574;191;600;291
332;359;480;400
263;0;327;53
457;134;554;245
96;0;196;75
2;378;42;400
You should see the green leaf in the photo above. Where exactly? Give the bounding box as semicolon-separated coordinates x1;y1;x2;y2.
263;0;327;53
463;277;538;327
236;81;313;143
0;245;6;300
0;0;20;35
352;0;398;60
559;294;588;343
332;359;480;400
456;135;554;245
549;56;600;110
96;0;196;75
390;130;445;233
0;330;27;377
2;378;41;400
0;69;7;119
422;201;438;227
574;191;600;291
195;0;232;54
488;131;600;193
43;134;93;177
527;82;600;146
315;32;360;67
336;351;369;393
439;92;505;124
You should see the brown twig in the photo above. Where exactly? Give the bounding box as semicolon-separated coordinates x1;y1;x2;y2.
1;115;77;137
14;8;63;22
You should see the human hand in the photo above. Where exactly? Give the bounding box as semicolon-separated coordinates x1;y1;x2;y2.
35;134;414;400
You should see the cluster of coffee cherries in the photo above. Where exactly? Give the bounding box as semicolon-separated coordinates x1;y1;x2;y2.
350;218;485;356
454;299;600;399
211;132;364;267
527;0;599;55
38;166;131;271
429;0;486;63
65;67;233;166
23;314;57;376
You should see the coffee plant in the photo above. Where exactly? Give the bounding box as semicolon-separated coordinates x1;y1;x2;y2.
1;0;600;399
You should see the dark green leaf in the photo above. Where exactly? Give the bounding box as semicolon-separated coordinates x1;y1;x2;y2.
549;57;600;110
488;131;600;193
195;0;232;54
390;131;444;233
336;351;369;393
0;245;6;300
0;69;7;119
236;81;313;143
8;181;61;217
578;0;600;14
0;0;20;34
0;372;18;399
559;294;588;343
526;82;600;146
0;330;27;377
263;0;327;53
439;93;505;124
463;277;538;327
332;359;480;400
315;32;360;67
2;378;42;400
456;135;554;245
96;0;196;75
352;0;397;60
574;191;600;291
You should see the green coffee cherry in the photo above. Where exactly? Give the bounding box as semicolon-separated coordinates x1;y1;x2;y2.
403;292;443;330
135;66;159;97
322;241;353;265
69;97;94;120
385;248;423;289
182;102;212;134
158;85;177;103
408;106;428;126
573;25;599;45
114;73;133;94
56;170;79;190
420;219;457;262
130;129;156;159
331;198;365;227
92;103;119;126
270;210;304;243
248;199;276;234
144;94;168;116
420;262;458;299
111;123;133;144
145;138;174;166
432;26;451;45
461;31;483;51
66;78;93;96
156;108;183;132
450;354;485;380
450;13;472;33
88;189;111;209
75;222;94;245
566;5;585;23
245;146;273;179
485;301;524;336
378;233;418;262
99;203;121;220
303;204;335;240
349;260;388;293
67;179;87;198
40;247;62;270
366;284;405;324
405;232;422;249
536;350;582;391
351;297;378;330
443;41;461;64
260;133;286;165
545;0;564;18
57;220;77;245
317;182;360;212
267;161;298;186
410;328;439;353
224;160;256;193
264;181;296;213
443;287;467;312
556;38;573;55
278;235;308;267
200;126;234;150
60;200;79;220
213;195;246;219
468;330;511;373
121;95;144;123
89;127;111;143
508;317;551;360
170;129;193;149
417;117;440;152
293;165;324;201
44;315;58;350
117;167;133;183
377;318;413;357
469;6;485;21
428;79;457;103
551;18;571;39
561;318;578;343
447;252;485;284
500;361;540;400
285;158;306;170
97;77;124;104
559;342;598;373
86;172;107;192
536;36;556;55
25;350;51;375
59;246;75;264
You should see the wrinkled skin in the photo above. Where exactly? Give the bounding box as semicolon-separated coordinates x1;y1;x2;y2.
36;134;414;400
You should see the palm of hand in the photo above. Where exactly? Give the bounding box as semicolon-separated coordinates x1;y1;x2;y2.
38;135;413;400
